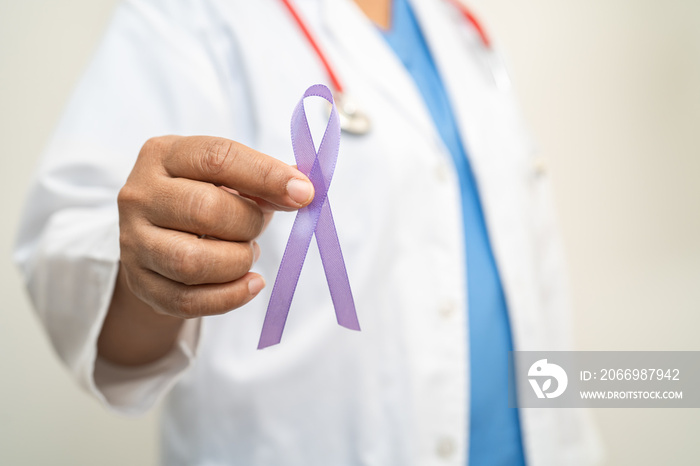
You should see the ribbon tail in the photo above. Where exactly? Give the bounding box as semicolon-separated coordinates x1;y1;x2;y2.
315;197;360;331
258;207;318;349
259;154;329;349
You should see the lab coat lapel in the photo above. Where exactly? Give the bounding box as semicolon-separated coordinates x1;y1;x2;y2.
409;0;547;350
318;0;437;141
407;0;491;175
410;4;550;462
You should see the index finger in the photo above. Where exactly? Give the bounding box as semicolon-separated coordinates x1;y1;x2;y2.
157;136;314;210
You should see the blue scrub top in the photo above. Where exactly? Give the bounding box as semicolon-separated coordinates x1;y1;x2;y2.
381;1;526;464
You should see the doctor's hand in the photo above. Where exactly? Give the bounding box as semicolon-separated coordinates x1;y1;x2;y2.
98;136;314;366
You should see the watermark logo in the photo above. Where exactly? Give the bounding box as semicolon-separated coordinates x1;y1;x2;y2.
528;359;568;399
511;352;698;408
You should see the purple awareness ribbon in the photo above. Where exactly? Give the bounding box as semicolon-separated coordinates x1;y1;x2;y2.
258;84;360;349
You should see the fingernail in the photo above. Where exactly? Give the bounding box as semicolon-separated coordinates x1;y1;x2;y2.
252;241;261;263
286;178;314;206
248;277;265;295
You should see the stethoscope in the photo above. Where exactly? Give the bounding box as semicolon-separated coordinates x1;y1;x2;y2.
279;0;503;135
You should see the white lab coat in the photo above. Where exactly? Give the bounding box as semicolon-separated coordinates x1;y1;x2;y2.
14;0;602;464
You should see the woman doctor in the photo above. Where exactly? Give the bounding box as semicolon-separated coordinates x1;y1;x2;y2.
15;0;601;464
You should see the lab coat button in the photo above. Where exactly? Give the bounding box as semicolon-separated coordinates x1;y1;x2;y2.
436;436;456;459
532;155;547;176
439;300;458;319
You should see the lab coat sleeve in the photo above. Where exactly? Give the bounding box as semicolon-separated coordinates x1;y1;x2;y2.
13;0;244;415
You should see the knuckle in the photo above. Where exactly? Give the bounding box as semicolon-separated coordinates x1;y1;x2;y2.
228;243;253;275
117;248;138;279
257;159;274;189
200;138;236;176
143;135;173;153
241;244;255;271
118;230;137;256
248;209;265;239
249;156;278;195
172;241;206;285
238;206;265;240
140;136;170;161
172;288;200;318
187;190;220;233
118;218;146;257
117;184;141;209
117;176;157;217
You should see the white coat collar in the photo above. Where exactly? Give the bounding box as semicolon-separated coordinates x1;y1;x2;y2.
318;0;438;142
317;0;502;167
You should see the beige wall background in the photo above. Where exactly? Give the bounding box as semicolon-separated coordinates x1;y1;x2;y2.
1;0;698;464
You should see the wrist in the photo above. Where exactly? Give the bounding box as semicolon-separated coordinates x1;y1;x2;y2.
98;266;185;366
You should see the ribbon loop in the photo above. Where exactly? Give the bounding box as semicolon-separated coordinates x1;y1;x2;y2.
258;84;360;349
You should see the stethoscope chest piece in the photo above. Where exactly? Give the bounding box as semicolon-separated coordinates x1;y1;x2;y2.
332;92;371;135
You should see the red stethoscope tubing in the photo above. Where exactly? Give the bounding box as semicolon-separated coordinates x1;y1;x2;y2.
445;0;491;48
279;0;346;93
279;0;491;94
